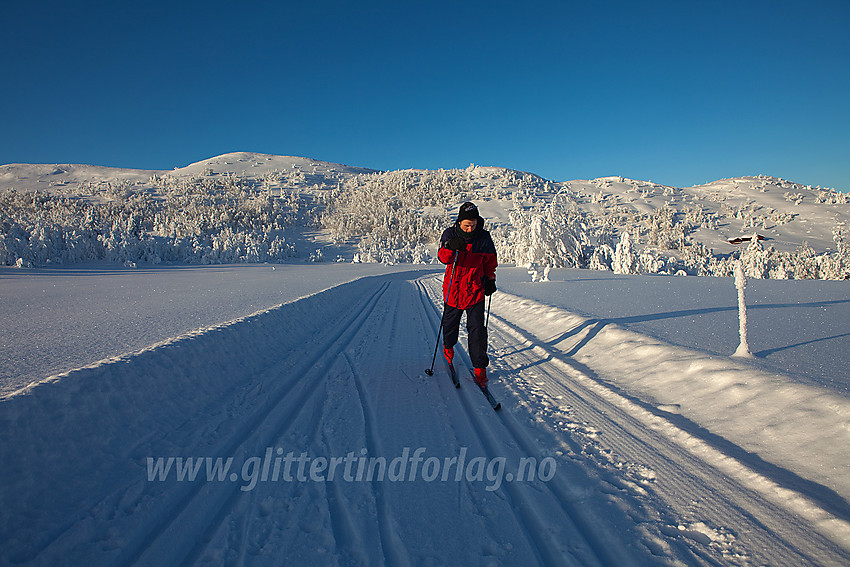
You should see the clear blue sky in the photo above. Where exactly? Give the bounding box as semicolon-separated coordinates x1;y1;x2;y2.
2;0;848;191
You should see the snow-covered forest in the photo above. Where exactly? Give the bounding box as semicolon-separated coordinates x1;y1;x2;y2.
2;152;848;278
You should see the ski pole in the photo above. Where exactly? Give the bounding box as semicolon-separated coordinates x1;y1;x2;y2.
486;293;492;328
426;252;458;376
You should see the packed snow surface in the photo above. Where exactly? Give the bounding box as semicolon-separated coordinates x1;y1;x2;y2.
2;263;849;566
0;263;400;395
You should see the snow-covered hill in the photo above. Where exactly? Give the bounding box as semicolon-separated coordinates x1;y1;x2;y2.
2;152;848;278
0;152;376;191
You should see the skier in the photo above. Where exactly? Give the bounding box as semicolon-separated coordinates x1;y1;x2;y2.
439;202;498;388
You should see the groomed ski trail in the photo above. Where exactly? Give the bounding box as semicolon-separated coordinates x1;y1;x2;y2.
2;271;849;566
191;274;620;566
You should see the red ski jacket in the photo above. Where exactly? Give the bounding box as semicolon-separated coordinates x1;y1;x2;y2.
438;223;497;310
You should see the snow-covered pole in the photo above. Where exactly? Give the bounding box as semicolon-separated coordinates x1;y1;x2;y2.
732;260;753;358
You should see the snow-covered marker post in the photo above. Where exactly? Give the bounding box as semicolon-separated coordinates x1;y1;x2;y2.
732;259;753;358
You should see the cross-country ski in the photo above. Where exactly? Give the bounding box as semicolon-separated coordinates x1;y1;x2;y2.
471;370;501;411
448;361;460;388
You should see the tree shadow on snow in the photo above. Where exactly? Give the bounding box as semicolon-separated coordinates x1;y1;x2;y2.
553;351;850;526
755;332;850;357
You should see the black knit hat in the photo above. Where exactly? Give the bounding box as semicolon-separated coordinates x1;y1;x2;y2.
456;202;480;223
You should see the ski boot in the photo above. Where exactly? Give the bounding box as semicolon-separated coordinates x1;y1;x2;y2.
474;367;487;388
443;347;454;364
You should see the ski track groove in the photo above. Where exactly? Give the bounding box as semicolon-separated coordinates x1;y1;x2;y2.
487;304;850;566
487;314;750;564
6;354;294;565
413;278;550;564
343;350;410;567
339;279;411;567
319;373;371;567
415;276;611;566
110;281;393;567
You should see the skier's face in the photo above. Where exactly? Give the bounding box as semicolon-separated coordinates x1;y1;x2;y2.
459;219;477;234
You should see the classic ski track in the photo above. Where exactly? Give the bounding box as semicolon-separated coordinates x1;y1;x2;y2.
486;298;850;566
339;280;411;567
7;368;283;564
414;276;616;566
199;278;422;566
110;281;393;567
342;351;410;567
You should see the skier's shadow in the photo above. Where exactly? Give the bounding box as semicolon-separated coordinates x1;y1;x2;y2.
544;319;611;358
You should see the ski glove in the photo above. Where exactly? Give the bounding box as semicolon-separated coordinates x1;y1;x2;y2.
484;279;497;296
446;237;466;251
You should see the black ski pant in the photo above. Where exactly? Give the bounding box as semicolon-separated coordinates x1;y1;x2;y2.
442;300;489;369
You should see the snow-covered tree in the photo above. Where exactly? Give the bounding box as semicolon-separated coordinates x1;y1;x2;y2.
613;231;638;274
506;200;586;269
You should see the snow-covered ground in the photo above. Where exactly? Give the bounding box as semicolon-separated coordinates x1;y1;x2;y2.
2;263;849;565
0;263;408;395
498;268;850;395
